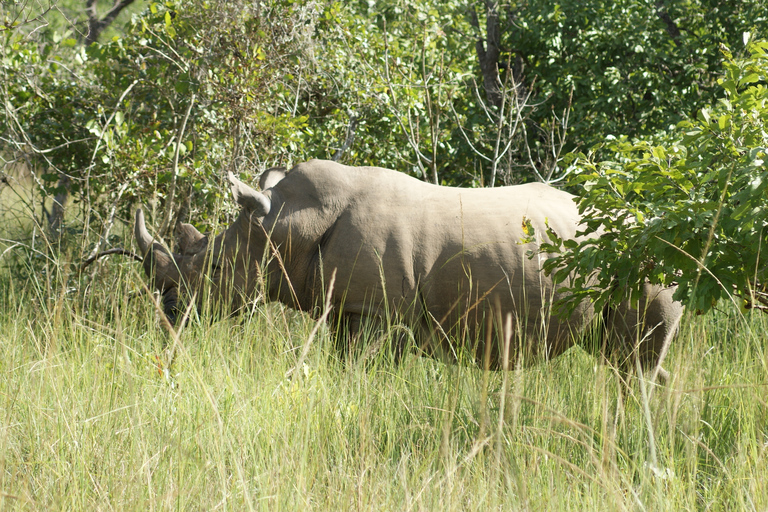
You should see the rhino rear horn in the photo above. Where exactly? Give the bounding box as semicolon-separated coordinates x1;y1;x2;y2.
176;222;207;255
228;171;271;217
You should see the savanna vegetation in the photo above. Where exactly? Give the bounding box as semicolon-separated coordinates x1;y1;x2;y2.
1;0;767;509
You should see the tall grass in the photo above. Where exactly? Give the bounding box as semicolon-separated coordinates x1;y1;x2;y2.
1;249;767;511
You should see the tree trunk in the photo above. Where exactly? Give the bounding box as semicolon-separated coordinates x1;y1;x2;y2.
48;173;69;244
84;0;137;46
470;1;502;109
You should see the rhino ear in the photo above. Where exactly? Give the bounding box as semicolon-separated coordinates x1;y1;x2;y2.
175;222;208;255
258;167;286;190
228;171;271;218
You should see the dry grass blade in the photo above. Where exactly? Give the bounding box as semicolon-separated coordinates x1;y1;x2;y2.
286;269;336;380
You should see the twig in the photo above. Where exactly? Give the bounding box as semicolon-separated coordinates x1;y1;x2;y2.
80;248;143;272
83;79;140;240
382;19;430;178
160;93;196;238
331;114;358;162
83;180;130;265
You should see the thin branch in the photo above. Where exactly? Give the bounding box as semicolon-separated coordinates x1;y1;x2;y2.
332;114;358;162
80;248;143;272
0;238;57;265
71;77;140;250
160;93;196;238
447;100;492;163
0;136;95;155
85;0;138;45
84;180;130;266
382;19;430;177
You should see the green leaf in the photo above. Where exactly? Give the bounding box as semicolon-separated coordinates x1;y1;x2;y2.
741;73;760;84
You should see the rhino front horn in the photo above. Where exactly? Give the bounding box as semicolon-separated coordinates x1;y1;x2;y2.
134;209;154;257
228;171;271;218
134;209;172;258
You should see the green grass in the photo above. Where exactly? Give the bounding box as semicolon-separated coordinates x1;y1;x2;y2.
1;255;767;511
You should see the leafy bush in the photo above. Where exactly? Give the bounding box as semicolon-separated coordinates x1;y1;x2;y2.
542;37;768;315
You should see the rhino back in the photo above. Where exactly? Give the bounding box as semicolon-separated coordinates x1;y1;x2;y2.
270;162;587;345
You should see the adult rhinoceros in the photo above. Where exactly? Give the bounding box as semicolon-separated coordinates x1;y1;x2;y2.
134;159;683;376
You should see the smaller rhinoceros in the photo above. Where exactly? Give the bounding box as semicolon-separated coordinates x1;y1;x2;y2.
134;160;683;377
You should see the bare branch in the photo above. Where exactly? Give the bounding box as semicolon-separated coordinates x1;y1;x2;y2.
83;180;131;267
80;248;143;272
85;0;138;45
332;114;358;162
160;93;196;238
448;101;492;163
382;20;430;178
82;78;139;241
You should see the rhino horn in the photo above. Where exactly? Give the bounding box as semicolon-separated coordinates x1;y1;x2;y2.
134;209;179;283
134;209;174;260
134;209;156;257
176;222;207;255
228;171;271;217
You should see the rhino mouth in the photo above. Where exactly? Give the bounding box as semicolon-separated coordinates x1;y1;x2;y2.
161;288;181;325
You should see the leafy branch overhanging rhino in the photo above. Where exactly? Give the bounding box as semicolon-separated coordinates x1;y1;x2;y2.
133;159;683;379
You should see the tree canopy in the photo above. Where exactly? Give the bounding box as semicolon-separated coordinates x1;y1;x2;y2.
1;0;767;313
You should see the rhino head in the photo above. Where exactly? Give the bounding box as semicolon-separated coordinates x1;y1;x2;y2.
134;169;283;324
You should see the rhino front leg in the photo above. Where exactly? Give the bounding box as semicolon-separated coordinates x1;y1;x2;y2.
328;311;364;361
330;311;412;365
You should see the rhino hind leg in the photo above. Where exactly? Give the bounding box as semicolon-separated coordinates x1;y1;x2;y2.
602;283;683;384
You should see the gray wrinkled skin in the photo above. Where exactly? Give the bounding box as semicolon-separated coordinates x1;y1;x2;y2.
135;159;683;374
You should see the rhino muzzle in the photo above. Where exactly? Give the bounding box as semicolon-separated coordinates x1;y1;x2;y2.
134;209;184;324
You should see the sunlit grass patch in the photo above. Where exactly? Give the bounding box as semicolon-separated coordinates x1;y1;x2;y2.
1;263;767;510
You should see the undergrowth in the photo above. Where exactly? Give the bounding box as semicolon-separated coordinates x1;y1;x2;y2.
0;251;766;511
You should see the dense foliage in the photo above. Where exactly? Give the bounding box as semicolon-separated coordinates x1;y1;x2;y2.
506;0;768;146
541;39;768;315
1;0;767;312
